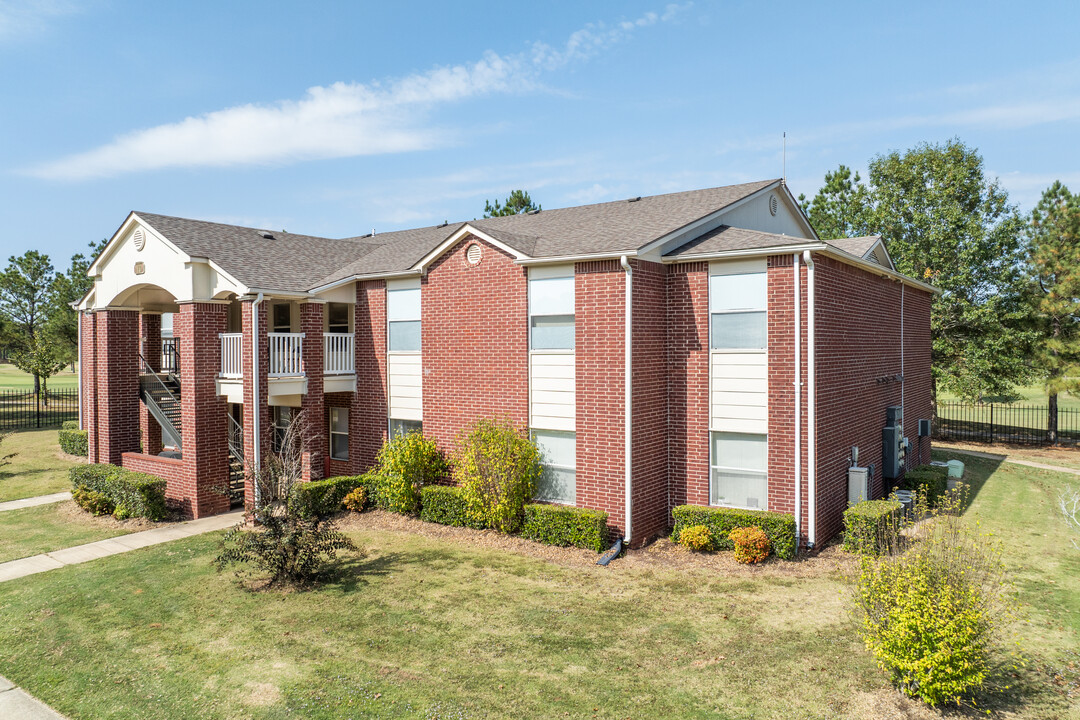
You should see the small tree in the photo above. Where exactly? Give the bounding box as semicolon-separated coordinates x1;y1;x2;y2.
369;429;448;515
10;336;66;406
215;411;359;588
453;417;542;533
0;251;56;396
483;190;540;218
0;432;15;471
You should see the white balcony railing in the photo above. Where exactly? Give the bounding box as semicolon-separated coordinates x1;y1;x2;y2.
323;333;354;375
268;332;305;377
220;333;243;378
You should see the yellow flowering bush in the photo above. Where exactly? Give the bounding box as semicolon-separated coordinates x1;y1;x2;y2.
729;526;770;564
371;430;448;515
342;486;367;512
678;524;714;551
453;417;541;534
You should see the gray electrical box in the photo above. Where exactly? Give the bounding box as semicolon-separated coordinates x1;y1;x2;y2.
918;419;931;437
848;466;870;506
883;405;905;480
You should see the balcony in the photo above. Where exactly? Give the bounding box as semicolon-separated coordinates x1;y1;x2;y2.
220;333;243;378
214;331;356;398
268;332;304;377
323;333;354;375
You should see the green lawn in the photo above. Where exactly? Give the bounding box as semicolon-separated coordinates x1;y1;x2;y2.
0;363;78;390
0;502;139;564
939;382;1080;410
0;452;1075;719
0;428;81;502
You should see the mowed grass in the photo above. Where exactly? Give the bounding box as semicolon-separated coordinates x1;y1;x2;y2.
0;428;81;502
0;363;78;390
0;502;138;563
0;452;1075;719
939;382;1080;410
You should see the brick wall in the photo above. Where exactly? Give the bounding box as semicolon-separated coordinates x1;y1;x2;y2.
423;236;528;452
95;310;140;464
576;260;627;541
353;280;387;470
666;262;710;513
81;312;98;457
326;392;354;477
300;301;326;481
121;452;185;496
241;297;271;506
813;254;933;544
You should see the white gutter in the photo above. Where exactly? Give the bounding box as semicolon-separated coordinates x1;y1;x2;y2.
802;250;817;547
517;251;638;267
793;253;801;549
307;270;422;296
661;243;826;264
620;255;633;544
77;309;83;430
252;292;264;506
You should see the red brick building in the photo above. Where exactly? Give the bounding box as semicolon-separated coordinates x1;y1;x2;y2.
78;179;935;550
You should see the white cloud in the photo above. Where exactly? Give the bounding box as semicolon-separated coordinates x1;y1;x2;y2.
29;7;684;181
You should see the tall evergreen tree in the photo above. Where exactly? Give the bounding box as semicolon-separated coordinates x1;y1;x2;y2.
1027;181;1080;442
0;251;56;395
483;190;540;218
46;238;107;367
798;165;871;240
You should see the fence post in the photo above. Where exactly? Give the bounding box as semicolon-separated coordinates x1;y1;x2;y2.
989;404;994;444
36;388;41;429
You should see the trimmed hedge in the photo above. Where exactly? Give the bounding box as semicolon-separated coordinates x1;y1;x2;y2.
902;468;948;507
671;505;796;560
61;420;79;430
842;499;903;555
58;428;88;456
291;475;366;519
521;503;609;552
69;464;167;520
420;485;486;529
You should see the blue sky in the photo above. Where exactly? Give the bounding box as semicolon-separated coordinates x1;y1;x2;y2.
3;0;1080;266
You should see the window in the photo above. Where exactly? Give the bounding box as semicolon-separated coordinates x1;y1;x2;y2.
327;303;350;334
710;432;767;509
272;303;292;333
533;430;576;504
709;272;766;350
329;407;349;461
272;406;293;453
389;418;422;438
529;271;574;350
387;282;421;352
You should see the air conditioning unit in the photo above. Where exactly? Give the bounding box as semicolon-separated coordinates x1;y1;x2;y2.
848;466;870;506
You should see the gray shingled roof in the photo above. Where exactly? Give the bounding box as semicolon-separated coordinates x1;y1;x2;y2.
826;235;880;258
663;225;814;258
135;179;783;293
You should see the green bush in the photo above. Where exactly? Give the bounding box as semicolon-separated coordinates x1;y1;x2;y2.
369;431;448;515
902;469;948;507
521;503;609;552
73;485;114;516
291;475;365;519
843;499;903;556
61;420;79;430
453;418;542;534
671;505;796;560
419;485;486;529
58;428;88;456
69;464;167;520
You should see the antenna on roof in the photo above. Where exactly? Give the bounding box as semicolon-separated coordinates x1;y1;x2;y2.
782;132;786;185
372;228;376;237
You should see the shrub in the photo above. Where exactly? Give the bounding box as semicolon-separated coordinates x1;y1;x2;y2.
342;486;367;512
58;428;88;456
843;499;903;556
291;475;365;519
678;524;714;552
369;431;448;515
73;485;114;516
521;503;609;552
419;485;486;529
61;420;79;430
902;469;948;507
671;505;796;560
453;418;542;534
852;486;1019;706
68;464;167;520
730;526;771;564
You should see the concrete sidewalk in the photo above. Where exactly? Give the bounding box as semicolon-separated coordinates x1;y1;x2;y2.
0;510;243;584
0;493;72;513
936;445;1080;476
0;675;67;719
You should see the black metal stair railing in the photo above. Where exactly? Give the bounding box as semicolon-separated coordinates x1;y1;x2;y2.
138;353;182;449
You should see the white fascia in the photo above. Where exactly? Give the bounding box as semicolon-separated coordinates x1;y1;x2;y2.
89;212;190;278
516;251;638;266
307;269;423;296
413;224;531;274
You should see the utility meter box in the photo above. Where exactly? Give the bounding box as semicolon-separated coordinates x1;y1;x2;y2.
848;466;871;506
883;405;905;480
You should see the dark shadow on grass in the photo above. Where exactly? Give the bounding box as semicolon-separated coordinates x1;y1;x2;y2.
930;449;1004;513
934;649;1073;718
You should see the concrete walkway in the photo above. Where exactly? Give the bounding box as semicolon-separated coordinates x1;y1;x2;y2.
937;445;1080;476
0;493;72;513
0;674;67;719
0;510;243;584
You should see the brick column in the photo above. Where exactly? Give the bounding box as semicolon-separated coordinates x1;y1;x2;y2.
241;297;270;507
94;309;140;464
139;313;163;455
354;280;387;471
82;311;100;462
300;301;325;481
176;302;230;518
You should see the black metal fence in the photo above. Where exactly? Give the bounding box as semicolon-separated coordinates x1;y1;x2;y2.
935;401;1080;445
0;388;79;430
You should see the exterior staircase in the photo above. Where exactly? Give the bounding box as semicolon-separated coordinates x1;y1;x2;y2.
138;355;182;450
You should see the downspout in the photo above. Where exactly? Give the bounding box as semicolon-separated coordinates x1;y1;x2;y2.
77;309;83;430
802;250;816;547
792;254;801;549
252;292;264;506
620;255;633;544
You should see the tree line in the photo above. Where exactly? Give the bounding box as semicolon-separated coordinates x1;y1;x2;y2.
799;138;1079;441
0;239;105;396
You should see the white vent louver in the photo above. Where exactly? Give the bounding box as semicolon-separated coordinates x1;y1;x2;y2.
466;243;482;265
133;228;145;251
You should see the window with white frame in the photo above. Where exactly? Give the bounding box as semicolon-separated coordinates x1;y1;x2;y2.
387;281;421;352
329;407;349;461
710;432;767;509
709;271;766;350
529;270;574;350
272;406;293;453
389;418;422;438
533;430;576;504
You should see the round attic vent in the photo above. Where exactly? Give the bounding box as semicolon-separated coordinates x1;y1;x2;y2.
133;228;146;251
769;194;779;216
466;243;483;266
